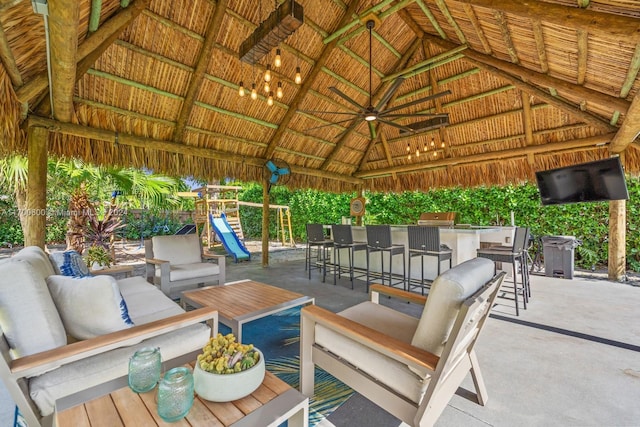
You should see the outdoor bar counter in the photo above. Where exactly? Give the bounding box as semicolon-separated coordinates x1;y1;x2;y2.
328;225;514;282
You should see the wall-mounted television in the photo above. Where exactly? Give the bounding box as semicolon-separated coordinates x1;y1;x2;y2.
535;157;629;206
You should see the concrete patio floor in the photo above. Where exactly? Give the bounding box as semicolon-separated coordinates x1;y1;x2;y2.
224;255;640;427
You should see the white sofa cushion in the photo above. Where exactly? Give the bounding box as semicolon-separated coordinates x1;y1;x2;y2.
46;275;134;340
315;303;426;403
12;246;56;278
411;257;495;356
29;322;211;416
156;262;220;282
151;234;202;265
0;259;67;358
118;276;184;324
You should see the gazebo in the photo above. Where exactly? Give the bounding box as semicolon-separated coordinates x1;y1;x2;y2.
0;0;638;279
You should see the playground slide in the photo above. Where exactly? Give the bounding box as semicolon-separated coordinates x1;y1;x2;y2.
209;213;251;263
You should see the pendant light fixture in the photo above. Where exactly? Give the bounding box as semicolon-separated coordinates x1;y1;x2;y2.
274;48;282;67
238;81;245;97
276;81;283;98
251;83;258;100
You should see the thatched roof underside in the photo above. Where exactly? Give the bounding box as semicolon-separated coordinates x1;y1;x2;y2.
1;0;640;192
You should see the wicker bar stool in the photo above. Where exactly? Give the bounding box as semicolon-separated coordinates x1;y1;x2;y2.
331;224;367;289
305;224;333;282
407;225;452;295
365;225;406;292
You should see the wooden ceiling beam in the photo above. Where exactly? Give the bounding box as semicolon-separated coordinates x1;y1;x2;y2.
493;11;518;64
0;22;22;86
173;0;227;143
28;115;363;185
322;37;422;170
435;0;466;43
620;43;640;99
576;29;588;85
531;20;549;74
263;0;361;160
521;91;534;147
356;133;616;178
415;0;447;39
451;0;640;41
462;3;491;54
16;0;150;107
48;0;80;122
610;91;640;153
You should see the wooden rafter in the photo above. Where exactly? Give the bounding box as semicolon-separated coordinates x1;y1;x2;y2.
426;42;448;157
381;46;466;82
462;3;491;54
89;0;103;34
355;133;616;179
620;43;640;99
173;0;227;143
452;0;640;42
28;115;363;185
17;0;150;108
435;0;466;43
263;0;361;160
0;22;22;86
531;20;548;74
610;91;640;154
323;0;397;44
576;29;588;85
321;37;422;170
493;11;518;64
48;0;80;122
415;0;447;39
521;90;534;159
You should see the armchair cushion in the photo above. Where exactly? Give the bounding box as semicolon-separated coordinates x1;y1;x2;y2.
118;277;185;324
315;302;426;403
0;259;67;358
411;257;495;357
48;250;90;277
151;234;202;265
46;275;134;340
12;246;56;278
157;262;221;282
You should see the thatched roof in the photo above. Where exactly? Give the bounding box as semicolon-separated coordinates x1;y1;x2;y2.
1;0;639;192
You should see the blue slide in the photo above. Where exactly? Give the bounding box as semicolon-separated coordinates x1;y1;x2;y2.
209;213;251;263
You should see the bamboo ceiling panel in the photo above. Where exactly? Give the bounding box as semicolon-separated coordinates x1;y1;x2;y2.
1;0;639;191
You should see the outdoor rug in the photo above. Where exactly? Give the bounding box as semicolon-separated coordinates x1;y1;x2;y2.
219;307;355;426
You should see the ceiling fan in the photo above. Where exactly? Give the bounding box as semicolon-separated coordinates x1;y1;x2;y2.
299;19;451;140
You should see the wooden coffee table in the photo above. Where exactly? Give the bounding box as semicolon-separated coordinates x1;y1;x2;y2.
55;370;309;427
181;280;314;343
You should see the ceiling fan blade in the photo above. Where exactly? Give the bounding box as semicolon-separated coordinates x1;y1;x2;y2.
265;160;277;173
375;77;405;111
329;87;366;111
381;90;452;115
297;109;359;116
382;113;450;119
377;118;415;133
304;117;358;133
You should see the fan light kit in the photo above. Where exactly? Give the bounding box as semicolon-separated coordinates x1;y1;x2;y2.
298;18;451;142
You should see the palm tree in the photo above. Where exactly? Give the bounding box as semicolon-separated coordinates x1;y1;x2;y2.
0;155;29;233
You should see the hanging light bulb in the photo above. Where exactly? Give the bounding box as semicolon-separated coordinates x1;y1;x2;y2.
263;79;270;93
406;143;410;152
433;151;437;157
238;81;245;97
267;91;274;106
430;137;435;148
416;148;420;157
295;66;302;85
276;81;283;99
274;49;282;68
250;83;258;100
264;65;272;82
441;141;445;148
423;141;428;152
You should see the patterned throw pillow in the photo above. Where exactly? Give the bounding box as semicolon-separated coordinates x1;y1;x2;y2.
49;250;91;278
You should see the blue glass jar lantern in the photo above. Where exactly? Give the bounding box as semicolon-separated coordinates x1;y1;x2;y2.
157;367;194;422
128;347;161;393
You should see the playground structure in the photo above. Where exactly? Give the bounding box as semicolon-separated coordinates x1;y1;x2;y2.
178;185;295;253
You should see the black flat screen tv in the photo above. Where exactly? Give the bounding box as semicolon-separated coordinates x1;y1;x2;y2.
535;157;629;206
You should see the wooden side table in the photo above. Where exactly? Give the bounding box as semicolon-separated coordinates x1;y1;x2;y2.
55;371;309;427
90;264;134;278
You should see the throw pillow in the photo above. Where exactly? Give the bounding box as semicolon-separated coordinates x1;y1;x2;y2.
48;250;90;278
46;275;134;340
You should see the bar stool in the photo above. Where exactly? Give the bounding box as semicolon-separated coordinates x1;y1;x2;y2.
477;226;530;316
365;225;406;292
305;224;333;282
331;224;367;289
407;225;452;294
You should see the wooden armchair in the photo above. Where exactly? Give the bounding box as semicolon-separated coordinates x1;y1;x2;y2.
300;257;505;427
145;234;226;299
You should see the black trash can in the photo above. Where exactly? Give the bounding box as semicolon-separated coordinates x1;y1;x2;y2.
542;236;579;279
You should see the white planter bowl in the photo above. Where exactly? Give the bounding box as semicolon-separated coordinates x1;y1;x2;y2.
193;349;265;402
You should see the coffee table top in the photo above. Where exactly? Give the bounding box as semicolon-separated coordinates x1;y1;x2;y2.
181;280;309;319
56;370;306;426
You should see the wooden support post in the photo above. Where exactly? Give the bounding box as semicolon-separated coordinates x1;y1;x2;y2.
262;179;270;267
608;199;626;281
25;126;48;249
